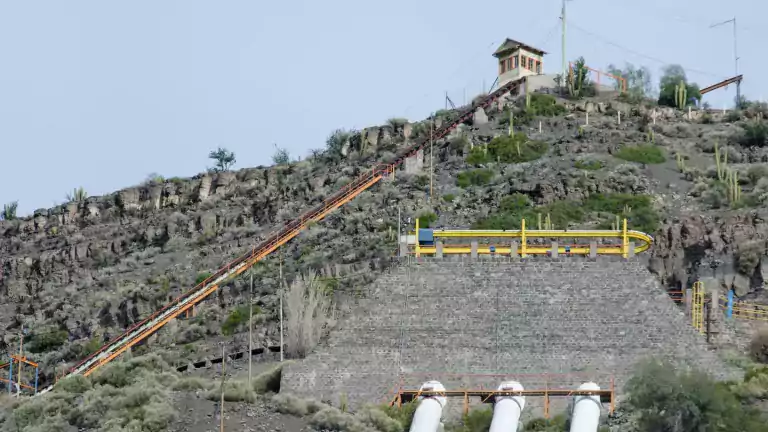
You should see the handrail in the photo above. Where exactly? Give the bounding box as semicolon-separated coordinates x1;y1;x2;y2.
700;75;743;95
43;76;525;391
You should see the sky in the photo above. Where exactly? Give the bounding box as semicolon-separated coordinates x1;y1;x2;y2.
0;0;763;217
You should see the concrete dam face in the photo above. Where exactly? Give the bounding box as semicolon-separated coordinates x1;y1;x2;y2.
281;257;738;418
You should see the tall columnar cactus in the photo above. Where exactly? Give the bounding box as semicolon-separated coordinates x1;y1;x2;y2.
726;168;741;204
537;213;553;230
676;153;686;172
675;80;687;109
714;141;727;181
568;66;584;98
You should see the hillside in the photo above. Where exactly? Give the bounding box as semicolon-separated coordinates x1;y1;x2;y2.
2;83;768;430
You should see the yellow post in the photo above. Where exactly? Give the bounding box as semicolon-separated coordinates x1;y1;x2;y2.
521;218;527;258
692;281;704;333
415;218;420;258
622;218;628;259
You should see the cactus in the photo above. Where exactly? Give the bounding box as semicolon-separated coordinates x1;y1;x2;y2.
568;66;584;98
714;140;726;181
675;80;687;109
508;112;514;136
726;168;742;205
647;128;655;143
537;213;553;230
676;153;685;172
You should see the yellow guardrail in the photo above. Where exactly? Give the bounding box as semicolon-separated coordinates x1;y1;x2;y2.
718;295;768;322
410;218;653;258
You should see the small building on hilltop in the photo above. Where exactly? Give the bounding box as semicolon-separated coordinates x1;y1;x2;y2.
493;38;546;87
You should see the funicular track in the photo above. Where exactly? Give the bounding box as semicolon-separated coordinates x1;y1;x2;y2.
38;78;525;394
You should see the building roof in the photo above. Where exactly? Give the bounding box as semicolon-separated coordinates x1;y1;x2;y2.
493;38;547;57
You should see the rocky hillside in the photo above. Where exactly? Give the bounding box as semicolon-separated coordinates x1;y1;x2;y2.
1;87;768;389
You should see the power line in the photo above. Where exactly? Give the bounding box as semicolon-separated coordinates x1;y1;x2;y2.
566;19;727;81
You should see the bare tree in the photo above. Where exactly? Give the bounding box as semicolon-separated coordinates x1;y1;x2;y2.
284;274;335;358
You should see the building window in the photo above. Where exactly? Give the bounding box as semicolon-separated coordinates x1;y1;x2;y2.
528;58;534;70
500;60;506;73
507;58;512;70
536;61;541;74
513;56;518;68
520;55;527;69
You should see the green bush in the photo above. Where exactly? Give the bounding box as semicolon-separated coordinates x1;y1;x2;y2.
739;120;768;147
457;169;494;188
417;212;438;228
466;133;548;165
625;359;765;432
442;194;456;203
614;144;666;164
28;329;69;353
195;271;213;285
221;304;261;336
574;158;603;170
1;201;18;221
473;192;659;233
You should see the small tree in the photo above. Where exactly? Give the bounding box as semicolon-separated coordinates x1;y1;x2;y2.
284;274;335;358
658;65;701;108
1;201;18;220
325;129;352;157
271;143;290;165
208;147;236;172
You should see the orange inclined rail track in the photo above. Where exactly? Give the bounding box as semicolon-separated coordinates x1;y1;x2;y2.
37;78;525;393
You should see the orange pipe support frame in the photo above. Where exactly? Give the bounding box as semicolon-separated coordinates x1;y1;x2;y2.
47;78;527;389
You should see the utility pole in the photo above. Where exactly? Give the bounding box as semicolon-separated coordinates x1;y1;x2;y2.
561;0;567;91
279;249;284;362
248;270;253;386
220;345;226;432
17;325;24;397
429;114;434;200
710;17;740;107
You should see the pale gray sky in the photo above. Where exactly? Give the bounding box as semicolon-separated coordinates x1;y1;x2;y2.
1;0;762;216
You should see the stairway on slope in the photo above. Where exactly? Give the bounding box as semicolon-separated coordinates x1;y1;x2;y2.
281;256;741;418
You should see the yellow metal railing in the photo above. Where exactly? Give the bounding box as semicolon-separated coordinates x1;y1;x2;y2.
691;281;705;333
719;295;768;322
410;218;653;258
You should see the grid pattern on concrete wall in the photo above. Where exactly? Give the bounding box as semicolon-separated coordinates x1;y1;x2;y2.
281;257;740;418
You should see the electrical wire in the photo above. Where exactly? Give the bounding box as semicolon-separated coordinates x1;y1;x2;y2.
566;19;727;81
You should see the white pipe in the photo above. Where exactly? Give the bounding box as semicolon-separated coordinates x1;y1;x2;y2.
409;381;447;432
490;381;525;432
570;382;601;432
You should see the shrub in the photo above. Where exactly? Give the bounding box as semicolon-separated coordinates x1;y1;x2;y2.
221;303;261;336
66;187;88;202
457;169;494;188
750;328;768;363
195;271;213;285
442;194;456;203
473;192;659;233
625;359;764;432
417;211;438;228
614;144;666;164
27;329;69;353
1;201;18;220
466;133;548;165
574;158;603;170
739;119;768;147
272;393;325;417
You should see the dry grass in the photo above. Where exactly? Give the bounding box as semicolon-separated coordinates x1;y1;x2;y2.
284;274;336;358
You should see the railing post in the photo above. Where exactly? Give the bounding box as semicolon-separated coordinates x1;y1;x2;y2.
726;289;734;319
622;218;628;259
8;359;13;395
415;218;421;258
521;219;527;258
